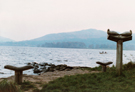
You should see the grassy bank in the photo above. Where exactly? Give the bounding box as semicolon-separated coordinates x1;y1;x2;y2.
1;62;135;92
40;62;135;92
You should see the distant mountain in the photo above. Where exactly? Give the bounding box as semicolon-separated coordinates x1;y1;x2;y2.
0;36;14;42
0;29;134;50
30;29;112;47
32;29;107;41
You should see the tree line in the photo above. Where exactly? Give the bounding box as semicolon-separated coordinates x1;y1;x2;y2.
38;42;135;50
39;42;86;48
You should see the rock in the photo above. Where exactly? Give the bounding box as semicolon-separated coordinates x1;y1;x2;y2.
56;65;60;70
39;64;44;66
66;68;72;71
42;68;48;72
27;63;31;66
34;64;39;68
29;62;74;74
48;63;54;66
34;68;42;73
32;62;38;66
59;65;67;71
40;66;46;69
40;63;49;66
47;67;54;72
66;66;73;71
50;64;56;68
55;64;67;71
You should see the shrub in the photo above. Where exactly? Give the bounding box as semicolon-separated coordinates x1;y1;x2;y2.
123;61;135;70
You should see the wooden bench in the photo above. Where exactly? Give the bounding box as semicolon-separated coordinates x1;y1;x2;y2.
4;65;33;84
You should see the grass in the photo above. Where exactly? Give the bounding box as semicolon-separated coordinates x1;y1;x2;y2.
0;79;23;92
40;62;135;92
1;61;135;92
20;80;37;91
79;65;102;71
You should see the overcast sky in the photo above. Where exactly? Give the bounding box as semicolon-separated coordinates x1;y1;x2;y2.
1;0;135;41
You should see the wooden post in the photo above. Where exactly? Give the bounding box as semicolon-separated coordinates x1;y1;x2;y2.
4;65;33;84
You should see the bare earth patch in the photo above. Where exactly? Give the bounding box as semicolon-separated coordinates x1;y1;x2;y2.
0;68;100;92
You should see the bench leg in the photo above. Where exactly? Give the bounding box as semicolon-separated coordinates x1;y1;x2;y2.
15;71;22;84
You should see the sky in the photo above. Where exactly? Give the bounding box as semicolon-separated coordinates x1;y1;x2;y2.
1;0;135;41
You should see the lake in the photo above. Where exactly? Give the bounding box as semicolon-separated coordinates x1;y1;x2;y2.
0;46;135;78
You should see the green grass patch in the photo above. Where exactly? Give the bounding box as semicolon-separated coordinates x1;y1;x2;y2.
79;65;102;71
20;80;37;91
40;62;135;92
1;62;135;92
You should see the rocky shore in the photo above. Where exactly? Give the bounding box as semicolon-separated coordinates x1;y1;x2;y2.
0;62;100;92
27;62;87;74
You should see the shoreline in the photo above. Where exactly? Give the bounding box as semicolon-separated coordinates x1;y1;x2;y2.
0;68;100;91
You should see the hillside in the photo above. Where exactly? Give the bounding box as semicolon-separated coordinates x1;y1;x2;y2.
0;36;14;42
32;29;107;41
0;29;134;49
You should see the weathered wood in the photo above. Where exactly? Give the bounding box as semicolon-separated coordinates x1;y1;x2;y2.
4;65;33;84
96;62;113;72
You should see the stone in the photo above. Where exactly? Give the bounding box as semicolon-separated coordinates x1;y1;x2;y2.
34;64;39;68
65;67;73;71
50;64;56;68
40;63;49;66
42;69;48;72
27;62;74;74
27;63;31;66
47;67;54;72
107;29;132;75
56;66;60;70
59;65;67;71
4;65;33;84
34;68;42;73
96;62;113;72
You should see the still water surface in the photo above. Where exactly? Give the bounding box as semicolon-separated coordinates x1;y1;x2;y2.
0;46;135;78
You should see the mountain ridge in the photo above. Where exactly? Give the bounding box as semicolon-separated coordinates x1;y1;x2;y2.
32;29;107;41
0;29;134;50
0;36;14;42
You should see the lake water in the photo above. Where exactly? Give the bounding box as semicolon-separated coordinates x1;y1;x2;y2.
0;46;135;78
